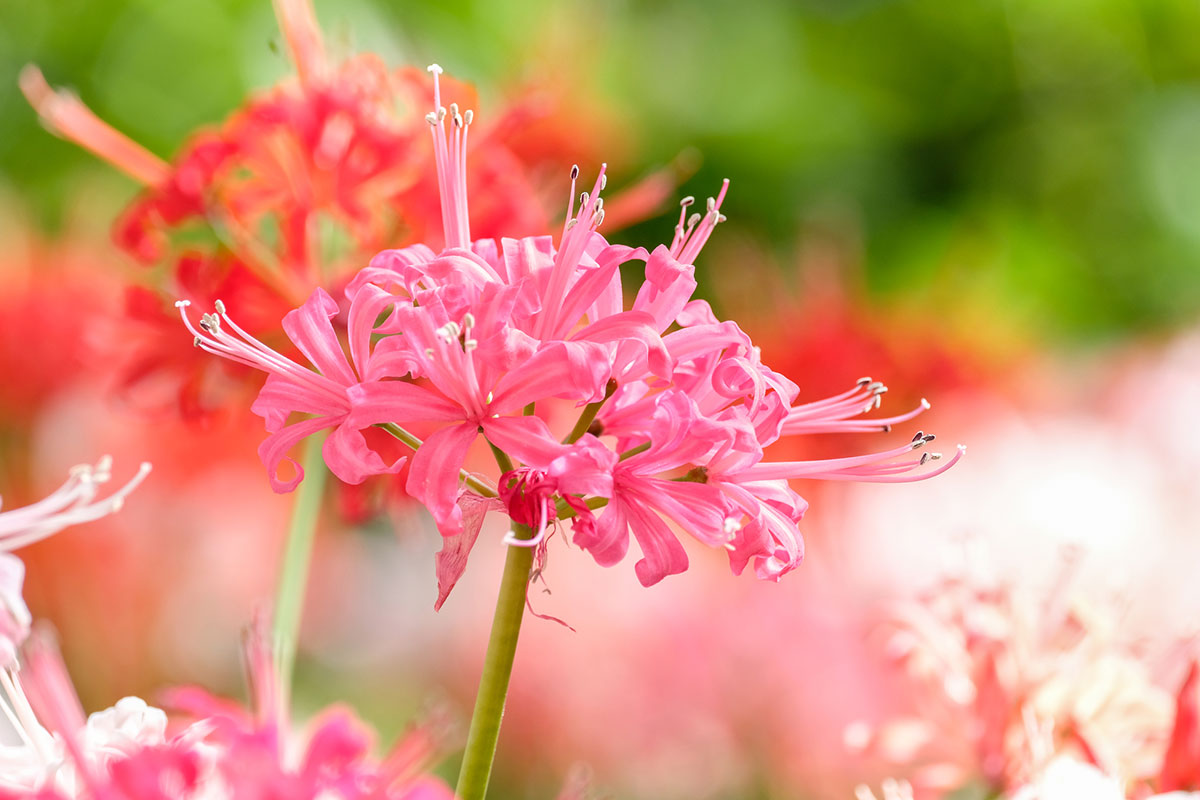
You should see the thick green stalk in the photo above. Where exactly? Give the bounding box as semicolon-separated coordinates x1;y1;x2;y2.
454;522;533;800
272;429;329;700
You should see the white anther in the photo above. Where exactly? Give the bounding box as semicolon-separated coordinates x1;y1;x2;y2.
706;196;716;212
437;107;446;122
716;214;727;223
462;312;475;329
565;219;578;231
485;391;494;404
425;112;438;125
579;191;589;206
427;64;443;75
723;517;742;536
680;196;695;207
463;109;473;125
464;339;478;351
687;212;701;228
920;398;931;409
214;299;226;314
193;336;201;347
570;164;579;180
450;102;458;117
425;347;435;357
593;209;605;227
600;174;607;190
453;112;463;128
856;376;872;386
174;300;191;309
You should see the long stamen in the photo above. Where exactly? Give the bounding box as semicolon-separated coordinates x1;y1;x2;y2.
19;66;169;187
673;179;729;263
537;164;608;339
784;385;931;435
177;300;346;408
0;459;152;550
426;65;473;250
743;439;965;482
670;195;696;253
271;0;328;88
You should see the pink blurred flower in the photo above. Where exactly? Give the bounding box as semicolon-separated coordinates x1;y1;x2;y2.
851;565;1172;797
21;0;670;420
0;458;150;667
0;457;151;552
0;619;456;799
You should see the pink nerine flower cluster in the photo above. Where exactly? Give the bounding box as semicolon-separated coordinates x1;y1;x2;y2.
181;65;963;605
0;625;453;799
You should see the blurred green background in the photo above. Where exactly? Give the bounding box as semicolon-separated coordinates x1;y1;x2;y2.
5;3;1200;797
6;0;1200;347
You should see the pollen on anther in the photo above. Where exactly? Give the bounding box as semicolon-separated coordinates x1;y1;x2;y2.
214;299;226;314
427;63;443;74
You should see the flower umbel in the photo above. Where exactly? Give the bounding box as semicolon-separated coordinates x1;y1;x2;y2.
183;64;963;601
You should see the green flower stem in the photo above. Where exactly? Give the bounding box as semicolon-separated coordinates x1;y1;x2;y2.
272;428;329;701
563;378;618;444
380;423;497;498
454;521;534;800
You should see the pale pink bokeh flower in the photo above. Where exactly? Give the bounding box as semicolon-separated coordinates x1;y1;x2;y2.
850;564;1172;797
0;457;151;552
0;458;150;666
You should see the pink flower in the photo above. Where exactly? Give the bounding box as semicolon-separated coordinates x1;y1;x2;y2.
0;458;150;666
0;457;151;551
0;621;457;799
186;64;962;601
178;289;450;492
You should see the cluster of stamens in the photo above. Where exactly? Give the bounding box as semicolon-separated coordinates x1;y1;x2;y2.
783;376;930;436
432;312;478;353
0;457;152;550
670;181;729;264
425;64;473;250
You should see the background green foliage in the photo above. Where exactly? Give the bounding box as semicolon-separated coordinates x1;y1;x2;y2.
5;0;1200;341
